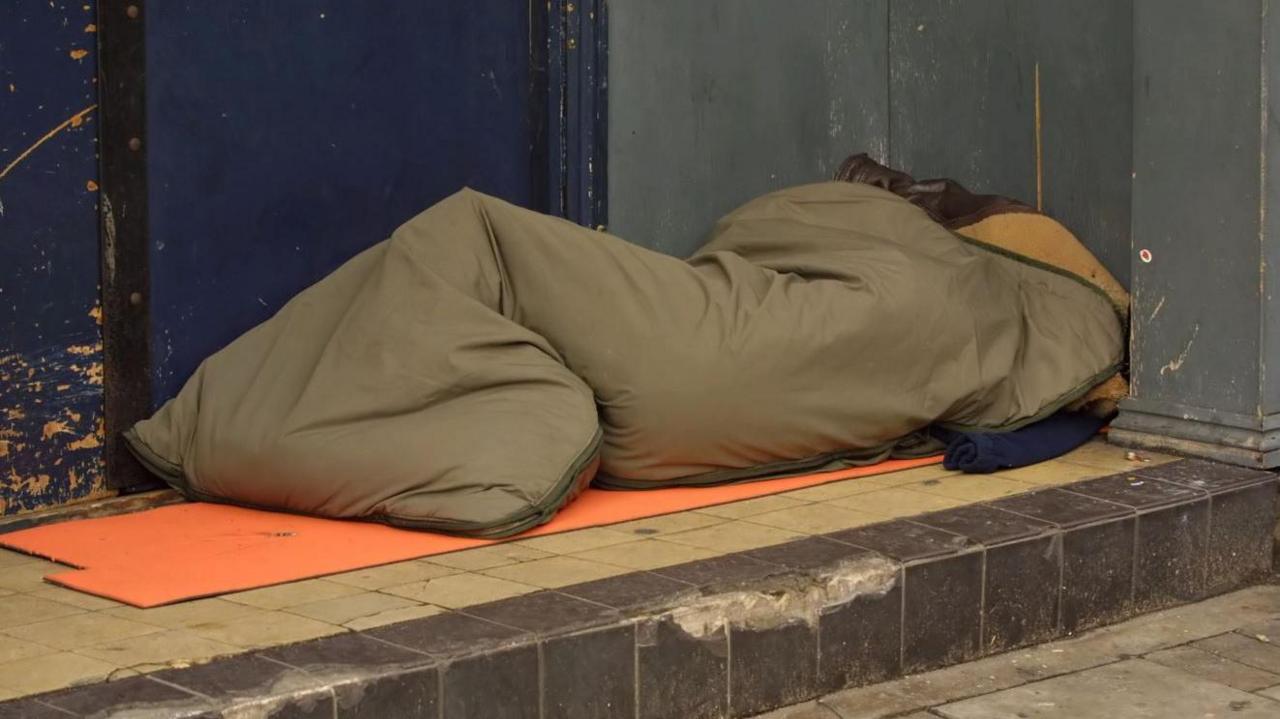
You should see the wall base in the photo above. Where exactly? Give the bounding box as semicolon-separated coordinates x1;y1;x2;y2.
1111;399;1280;468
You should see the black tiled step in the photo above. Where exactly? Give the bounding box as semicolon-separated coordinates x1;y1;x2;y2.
442;644;538;719
991;487;1132;528
1134;458;1273;492
1061;516;1137;633
545;624;637;719
817;567;903;691
637;615;729;719
1064;471;1206;509
460;590;621;636
914;503;1054;546
828;519;972;561
901;549;983;672
8;458;1273;719
39;676;215;718
559;570;694;612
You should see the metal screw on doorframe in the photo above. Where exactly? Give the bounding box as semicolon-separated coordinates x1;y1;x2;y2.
128;137;142;152
567;37;578;49
126;4;139;19
129;292;142;306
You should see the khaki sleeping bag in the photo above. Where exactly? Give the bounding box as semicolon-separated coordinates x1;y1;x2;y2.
125;181;1124;537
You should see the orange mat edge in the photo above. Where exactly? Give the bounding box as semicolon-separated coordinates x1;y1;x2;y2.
1;456;944;607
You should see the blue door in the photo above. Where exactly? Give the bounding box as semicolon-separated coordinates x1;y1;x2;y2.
1;0;606;515
147;2;548;401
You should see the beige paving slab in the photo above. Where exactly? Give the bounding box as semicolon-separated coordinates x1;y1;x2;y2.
779;477;897;502
482;555;630;589
0;560;67;592
743;502;882;534
854;464;953;487
427;543;555;571
932;658;1280;719
697;495;811;519
0;651;121;696
515;527;638;554
75;629;240;671
1194;632;1280;675
1059;440;1177;472
344;603;446;631
0;593;86;627
569;538;721;571
816;683;932;719
382;572;539;608
105;597;264;630
186;610;342;649
1146;644;1280;691
222;578;364;610
607;511;725;537
903;475;1034;503
0;549;40;569
753;700;841;718
6;612;165;650
1234;617;1280;642
0;634;57;663
286;591;420;625
828;487;963;518
28;585;123;610
995;460;1106;487
324;560;459;591
661;521;806;553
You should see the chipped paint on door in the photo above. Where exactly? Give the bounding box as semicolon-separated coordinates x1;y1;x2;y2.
0;2;111;514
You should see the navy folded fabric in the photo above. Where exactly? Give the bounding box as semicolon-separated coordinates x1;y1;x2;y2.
932;411;1109;474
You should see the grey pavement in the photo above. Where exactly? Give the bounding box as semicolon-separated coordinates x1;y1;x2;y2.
756;584;1280;719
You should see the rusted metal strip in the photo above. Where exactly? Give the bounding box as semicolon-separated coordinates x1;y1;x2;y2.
546;0;608;229
96;0;155;492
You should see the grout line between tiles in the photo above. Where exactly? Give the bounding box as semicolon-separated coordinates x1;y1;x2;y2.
1129;513;1141;607
1054;528;1066;634
435;661;445;719
632;620;640;719
897;566;907;675
977;548;987;654
725;623;734;714
537;639;546;719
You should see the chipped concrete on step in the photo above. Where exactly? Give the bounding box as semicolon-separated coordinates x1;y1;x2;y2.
670;555;899;637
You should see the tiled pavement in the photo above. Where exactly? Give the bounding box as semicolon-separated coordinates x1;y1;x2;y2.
757;583;1280;719
0;440;1204;700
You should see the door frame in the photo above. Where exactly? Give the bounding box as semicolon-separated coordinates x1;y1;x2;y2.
97;0;152;493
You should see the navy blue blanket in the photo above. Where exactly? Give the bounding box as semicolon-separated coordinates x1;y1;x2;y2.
932;412;1108;474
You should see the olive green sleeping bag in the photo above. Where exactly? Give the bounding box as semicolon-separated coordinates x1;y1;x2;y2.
125;182;1123;537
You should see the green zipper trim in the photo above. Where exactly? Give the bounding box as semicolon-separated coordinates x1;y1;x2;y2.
121;425;603;540
595;431;945;490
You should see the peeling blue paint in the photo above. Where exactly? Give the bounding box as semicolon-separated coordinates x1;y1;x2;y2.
0;2;107;514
